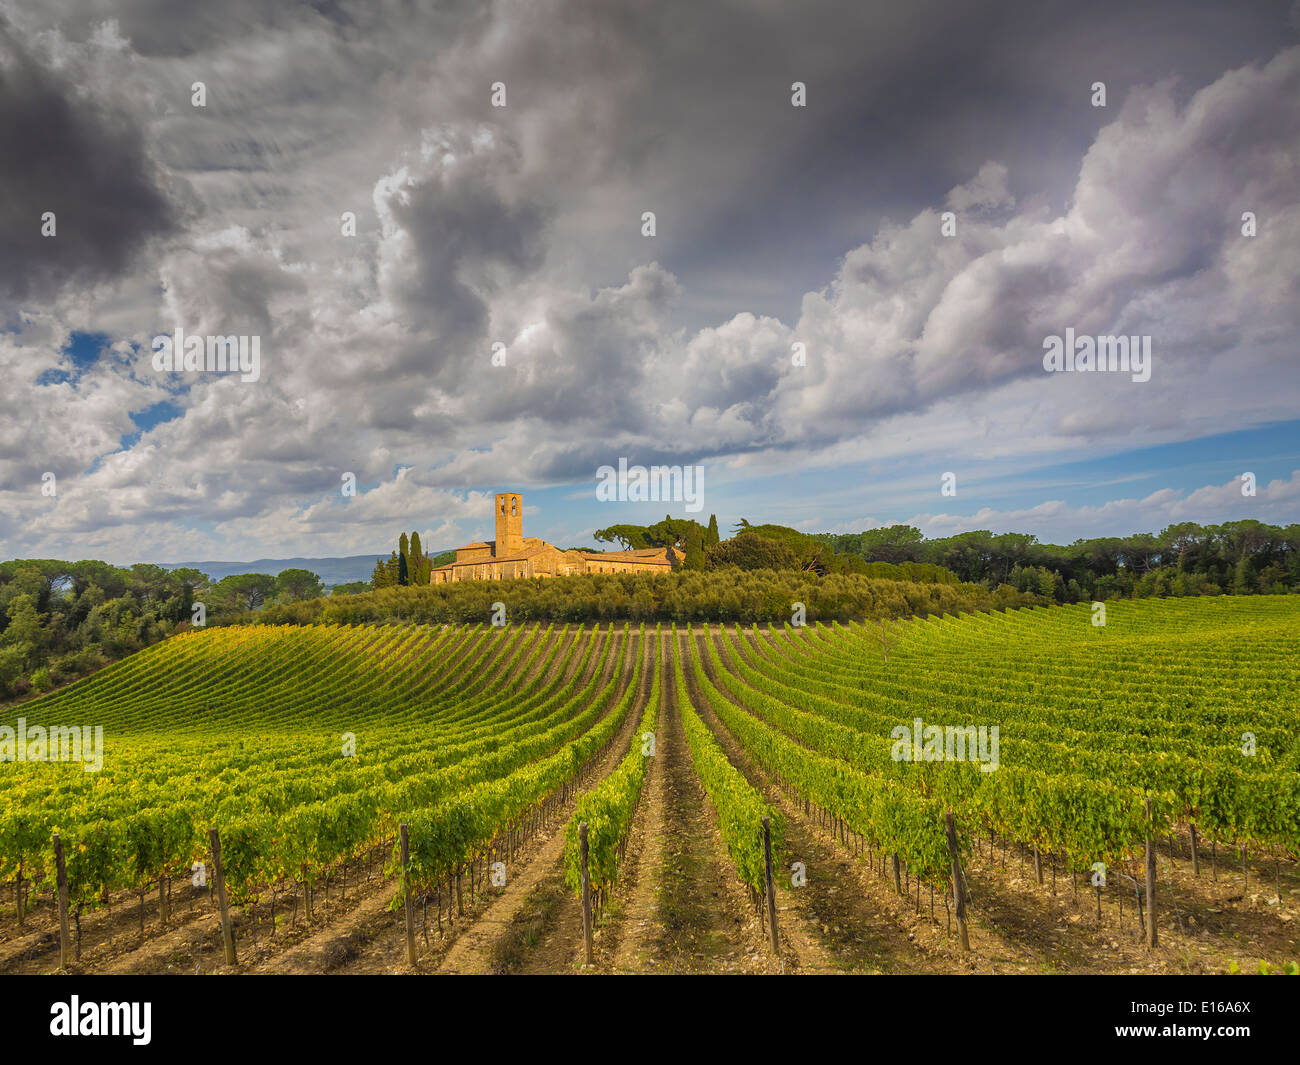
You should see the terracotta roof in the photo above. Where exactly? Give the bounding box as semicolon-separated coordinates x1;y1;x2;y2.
429;539;673;572
483;545;554;563
579;549;672;564
436;543;554;567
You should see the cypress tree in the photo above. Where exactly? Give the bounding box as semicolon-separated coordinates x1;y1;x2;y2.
683;523;705;571
706;514;720;547
410;531;424;585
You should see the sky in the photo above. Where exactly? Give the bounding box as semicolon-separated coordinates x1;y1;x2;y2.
1;0;1298;564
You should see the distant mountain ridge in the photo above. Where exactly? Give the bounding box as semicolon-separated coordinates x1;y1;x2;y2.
158;554;400;588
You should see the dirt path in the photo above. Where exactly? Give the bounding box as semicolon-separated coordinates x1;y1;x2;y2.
85;847;393;974
289;628;636;975
0;878;224;975
484;634;775;974
486;635;663;975
602;665;669;973
714;627;1014;971
724;626;1300;975
684;632;872;974
73;629;622;977
0;885;171;974
248;874;406;974
616;638;777;974
435;635;651;975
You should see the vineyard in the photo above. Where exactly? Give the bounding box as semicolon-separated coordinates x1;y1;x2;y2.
1;596;1297;975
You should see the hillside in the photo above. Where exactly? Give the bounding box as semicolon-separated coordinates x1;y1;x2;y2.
3;596;1296;976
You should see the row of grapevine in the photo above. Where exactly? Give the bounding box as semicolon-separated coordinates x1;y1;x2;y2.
400;626;648;893
683;627;954;886
563;626;663;901
0;623;623;924
672;630;782;899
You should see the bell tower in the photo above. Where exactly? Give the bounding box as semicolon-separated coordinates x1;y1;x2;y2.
494;492;522;557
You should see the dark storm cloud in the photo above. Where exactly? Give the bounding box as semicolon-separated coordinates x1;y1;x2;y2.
31;0;486;56
156;237;307;341
386;155;550;364
0;22;177;304
599;0;1298;330
35;0;345;57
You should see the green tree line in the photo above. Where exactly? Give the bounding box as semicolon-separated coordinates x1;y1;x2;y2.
255;568;1038;627
0;561;329;700
816;519;1300;601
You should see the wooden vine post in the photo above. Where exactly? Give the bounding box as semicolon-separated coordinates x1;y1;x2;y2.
763;816;779;954
1143;798;1157;949
400;823;416;966
52;832;71;968
579;822;594;965
944;812;970;952
208;828;237;966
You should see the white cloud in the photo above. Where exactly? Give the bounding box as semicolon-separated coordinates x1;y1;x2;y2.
2;7;1298;562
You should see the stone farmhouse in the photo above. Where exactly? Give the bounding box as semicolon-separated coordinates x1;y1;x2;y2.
429;492;674;583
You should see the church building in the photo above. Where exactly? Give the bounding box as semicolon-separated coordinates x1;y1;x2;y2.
429;492;675;583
